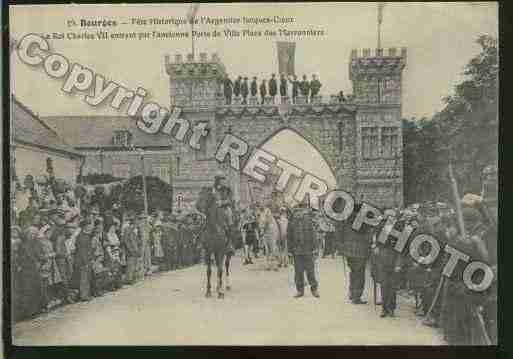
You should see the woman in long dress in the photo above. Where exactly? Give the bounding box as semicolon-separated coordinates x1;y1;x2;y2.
104;222;123;290
17;227;45;319
151;224;165;269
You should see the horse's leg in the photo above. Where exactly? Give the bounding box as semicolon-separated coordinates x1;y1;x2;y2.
214;250;225;298
225;253;232;291
205;251;212;297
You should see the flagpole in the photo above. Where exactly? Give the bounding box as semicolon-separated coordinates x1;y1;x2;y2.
377;3;384;50
191;20;195;59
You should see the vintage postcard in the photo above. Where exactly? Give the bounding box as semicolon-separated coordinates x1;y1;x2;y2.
7;2;498;347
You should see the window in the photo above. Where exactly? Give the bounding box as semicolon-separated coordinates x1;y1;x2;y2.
384;113;394;122
381;127;399;158
112;163;130;179
361;127;380;159
153;165;170;183
176;156;181;176
113;130;132;147
195;123;211;160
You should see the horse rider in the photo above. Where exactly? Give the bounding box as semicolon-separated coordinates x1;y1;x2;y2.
195;174;232;298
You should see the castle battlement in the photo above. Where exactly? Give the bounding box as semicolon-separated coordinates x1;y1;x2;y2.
165;52;226;78
350;47;407;60
349;47;407;81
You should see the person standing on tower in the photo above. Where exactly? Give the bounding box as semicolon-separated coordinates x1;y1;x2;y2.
289;74;299;104
223;74;233;105
279;73;288;98
250;76;258;98
300;75;311;101
233;76;242;99
310;74;322;100
241;77;249;105
269;74;278;103
259;79;267;105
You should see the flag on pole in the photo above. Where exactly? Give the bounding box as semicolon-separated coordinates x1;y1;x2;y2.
186;3;200;22
378;2;385;25
276;41;296;76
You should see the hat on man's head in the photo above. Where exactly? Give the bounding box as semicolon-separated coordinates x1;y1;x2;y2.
79;218;92;228
125;211;136;220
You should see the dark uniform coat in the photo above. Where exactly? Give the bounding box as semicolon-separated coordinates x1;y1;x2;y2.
279;77;288;96
250;80;258;97
269;78;278;97
259;81;267;99
337;211;372;259
289;78;300;98
223;78;233;103
300;79;310;97
233;78;242;97
287;207;318;255
310;79;322;97
241;80;249;99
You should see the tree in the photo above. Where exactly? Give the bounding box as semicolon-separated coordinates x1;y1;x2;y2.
120;176;174;213
403;35;498;204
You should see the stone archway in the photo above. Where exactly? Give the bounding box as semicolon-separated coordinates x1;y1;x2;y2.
240;126;337;208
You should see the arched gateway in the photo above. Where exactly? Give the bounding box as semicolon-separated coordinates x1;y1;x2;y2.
164;48;406;210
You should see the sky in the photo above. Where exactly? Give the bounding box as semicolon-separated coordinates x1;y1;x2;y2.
10;2;497;120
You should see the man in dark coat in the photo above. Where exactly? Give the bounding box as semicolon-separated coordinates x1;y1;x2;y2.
288;75;299;104
310;74;322;99
122;212;141;284
74;218;95;301
287;202;320;298
161;214;178;271
337;202;371;304
279;73;288;97
268;74;278;103
233;76;242;98
259;79;267;104
373;212;404;317
223;75;233;105
241;77;249;104
250;77;258;98
300;75;310;100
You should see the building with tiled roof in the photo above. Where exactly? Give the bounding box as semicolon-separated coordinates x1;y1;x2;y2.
11;97;83;185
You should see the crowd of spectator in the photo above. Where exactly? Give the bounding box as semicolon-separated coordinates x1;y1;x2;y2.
11;181;204;322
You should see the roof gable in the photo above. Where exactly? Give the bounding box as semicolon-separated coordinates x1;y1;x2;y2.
12;97;82;157
42;116;174;148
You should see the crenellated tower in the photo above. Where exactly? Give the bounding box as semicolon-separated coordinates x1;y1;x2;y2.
349;47;407;207
165;52;226;110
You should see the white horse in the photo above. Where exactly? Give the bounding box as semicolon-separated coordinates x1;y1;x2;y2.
257;207;281;271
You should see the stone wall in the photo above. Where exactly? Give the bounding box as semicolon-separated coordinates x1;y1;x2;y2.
163;48;407;210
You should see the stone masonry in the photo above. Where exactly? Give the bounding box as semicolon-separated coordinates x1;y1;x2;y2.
165;47;406;210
